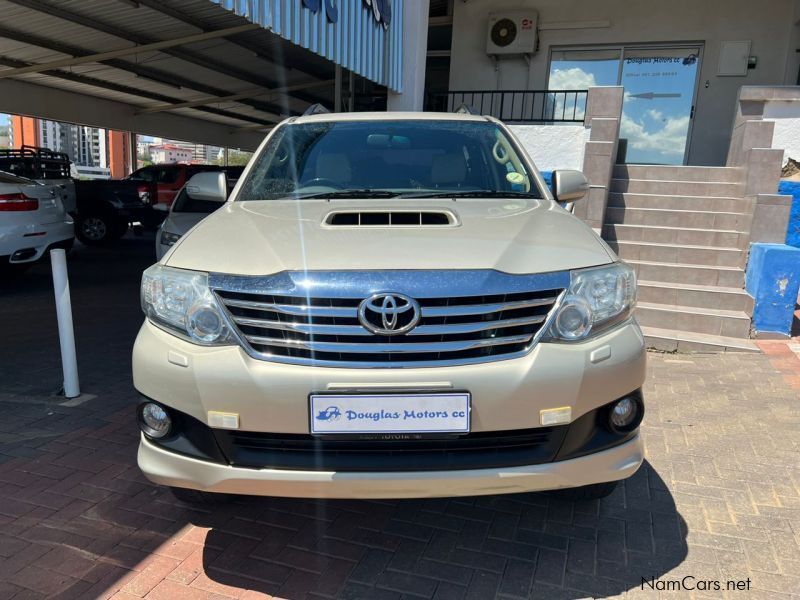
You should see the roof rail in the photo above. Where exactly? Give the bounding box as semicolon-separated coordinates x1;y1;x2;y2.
303;103;331;116
454;103;480;116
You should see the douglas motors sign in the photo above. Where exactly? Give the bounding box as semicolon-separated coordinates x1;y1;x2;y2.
302;0;392;28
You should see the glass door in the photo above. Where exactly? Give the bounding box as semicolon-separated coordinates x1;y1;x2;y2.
618;47;701;165
547;44;703;165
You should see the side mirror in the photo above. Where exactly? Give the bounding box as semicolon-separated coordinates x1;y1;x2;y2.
552;170;590;202
185;172;227;203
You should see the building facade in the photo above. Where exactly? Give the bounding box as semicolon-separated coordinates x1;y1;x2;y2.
433;0;800;167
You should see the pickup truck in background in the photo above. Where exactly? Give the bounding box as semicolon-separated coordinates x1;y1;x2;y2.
0;146;242;245
127;164;243;208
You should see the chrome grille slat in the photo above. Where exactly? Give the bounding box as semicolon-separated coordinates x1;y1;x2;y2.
244;334;534;353
421;297;559;317
223;298;357;318
233;317;372;336
232;315;547;336
214;273;566;368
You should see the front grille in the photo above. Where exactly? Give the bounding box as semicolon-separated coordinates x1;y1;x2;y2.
215;283;563;367
213;426;568;471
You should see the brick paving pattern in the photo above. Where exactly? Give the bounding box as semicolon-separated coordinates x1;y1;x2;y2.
1;236;799;599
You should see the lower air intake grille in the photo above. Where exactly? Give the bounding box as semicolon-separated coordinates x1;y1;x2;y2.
213;427;568;471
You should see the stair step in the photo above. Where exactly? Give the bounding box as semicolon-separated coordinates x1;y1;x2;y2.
608;192;752;213
603;224;749;249
606;206;752;230
638;280;754;312
608;240;743;267
627;259;744;287
641;326;760;353
610;178;745;197
613;164;745;183
637;302;751;338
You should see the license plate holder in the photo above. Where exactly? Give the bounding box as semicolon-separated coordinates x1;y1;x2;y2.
309;392;471;435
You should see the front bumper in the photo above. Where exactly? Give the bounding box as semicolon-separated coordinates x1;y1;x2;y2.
133;319;647;434
138;433;643;499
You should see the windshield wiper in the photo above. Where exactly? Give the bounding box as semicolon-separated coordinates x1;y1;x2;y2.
399;190;540;199
293;189;401;199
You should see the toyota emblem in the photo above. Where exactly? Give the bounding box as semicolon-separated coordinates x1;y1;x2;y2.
358;293;421;335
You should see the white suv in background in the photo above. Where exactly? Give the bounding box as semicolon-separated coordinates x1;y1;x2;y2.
0;170;74;271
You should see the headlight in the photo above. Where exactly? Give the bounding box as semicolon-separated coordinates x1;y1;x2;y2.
141;264;233;345
160;230;181;247
548;262;636;341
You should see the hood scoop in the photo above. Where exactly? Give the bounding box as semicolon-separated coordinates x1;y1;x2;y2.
324;210;458;227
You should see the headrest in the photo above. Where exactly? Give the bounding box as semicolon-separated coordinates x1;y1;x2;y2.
431;153;467;184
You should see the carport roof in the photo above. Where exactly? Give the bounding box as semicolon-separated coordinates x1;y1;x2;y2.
0;0;349;137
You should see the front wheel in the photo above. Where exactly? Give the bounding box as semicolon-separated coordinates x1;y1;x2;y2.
75;214;127;245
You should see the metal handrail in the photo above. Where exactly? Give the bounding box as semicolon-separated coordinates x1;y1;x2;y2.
425;89;589;123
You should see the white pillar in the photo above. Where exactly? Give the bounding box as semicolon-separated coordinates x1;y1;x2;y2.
387;0;430;112
50;249;80;398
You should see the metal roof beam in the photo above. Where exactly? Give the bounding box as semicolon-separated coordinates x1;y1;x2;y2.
0;24;291;120
4;0;328;107
0;54;276;127
0;76;265;150
138;79;335;114
130;0;332;81
0;24;259;78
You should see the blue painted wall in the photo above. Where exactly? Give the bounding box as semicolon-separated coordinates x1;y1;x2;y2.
745;243;800;335
777;180;800;248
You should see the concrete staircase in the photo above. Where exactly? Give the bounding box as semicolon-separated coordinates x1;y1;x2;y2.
604;164;759;352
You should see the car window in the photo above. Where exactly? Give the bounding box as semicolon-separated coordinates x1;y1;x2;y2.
237;120;539;200
156;166;182;184
129;167;156;182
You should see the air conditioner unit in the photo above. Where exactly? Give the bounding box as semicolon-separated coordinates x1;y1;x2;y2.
486;11;538;56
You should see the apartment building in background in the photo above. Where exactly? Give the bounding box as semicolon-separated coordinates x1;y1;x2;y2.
10;115;113;179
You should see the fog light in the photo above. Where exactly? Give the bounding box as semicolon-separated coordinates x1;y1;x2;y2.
608;396;643;433
139;402;172;439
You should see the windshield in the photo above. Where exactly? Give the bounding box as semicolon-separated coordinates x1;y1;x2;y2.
237;120;541;200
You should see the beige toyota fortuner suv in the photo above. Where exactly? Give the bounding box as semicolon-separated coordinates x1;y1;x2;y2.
133;111;645;503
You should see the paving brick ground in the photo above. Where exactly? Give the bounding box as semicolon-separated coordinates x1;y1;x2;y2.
1;235;799;599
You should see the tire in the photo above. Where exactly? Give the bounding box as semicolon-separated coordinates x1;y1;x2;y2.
76;213;119;245
169;486;232;506
552;481;619;502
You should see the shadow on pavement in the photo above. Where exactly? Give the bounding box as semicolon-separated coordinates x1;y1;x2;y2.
191;461;688;599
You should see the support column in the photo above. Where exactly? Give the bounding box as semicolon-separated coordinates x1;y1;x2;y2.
386;0;429;112
573;87;624;232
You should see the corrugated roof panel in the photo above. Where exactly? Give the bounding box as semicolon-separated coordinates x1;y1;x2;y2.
211;0;403;91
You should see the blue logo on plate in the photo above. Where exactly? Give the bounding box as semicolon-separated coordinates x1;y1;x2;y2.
316;406;342;421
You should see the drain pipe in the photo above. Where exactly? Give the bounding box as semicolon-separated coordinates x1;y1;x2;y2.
50;249;80;398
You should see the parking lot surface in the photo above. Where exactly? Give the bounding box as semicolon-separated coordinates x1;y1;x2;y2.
1;235;799;599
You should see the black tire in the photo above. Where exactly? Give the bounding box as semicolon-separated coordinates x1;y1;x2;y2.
169;486;231;506
553;481;619;502
75;213;126;245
